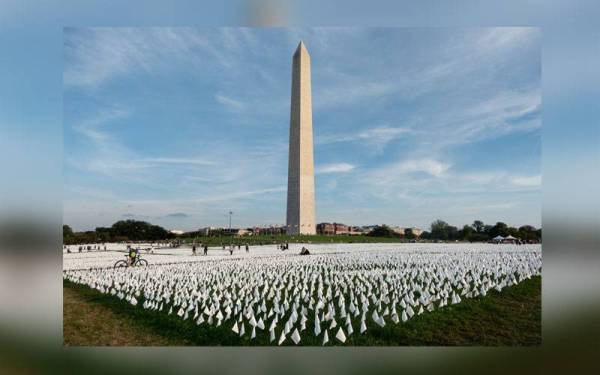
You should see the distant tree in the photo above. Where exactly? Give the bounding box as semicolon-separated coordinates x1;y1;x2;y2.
404;228;416;240
63;224;74;244
109;220;172;241
420;231;431;240
367;225;397;237
447;225;459;241
95;226;112;242
472;220;485;233
515;225;541;242
112;235;129;243
460;224;474;241
507;226;520;238
519;225;536;233
430;220;450;240
75;231;98;244
469;232;490;242
489;222;509;237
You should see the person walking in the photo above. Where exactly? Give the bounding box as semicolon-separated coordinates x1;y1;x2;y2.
245;243;249;253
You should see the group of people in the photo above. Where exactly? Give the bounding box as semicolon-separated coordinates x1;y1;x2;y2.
192;244;209;256
64;244;107;253
278;242;290;251
192;243;252;256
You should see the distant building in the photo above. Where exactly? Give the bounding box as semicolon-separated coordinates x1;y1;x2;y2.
317;223;335;235
252;226;286;235
317;223;363;235
391;226;405;235
170;230;184;235
222;228;251;236
199;226;220;236
360;225;378;234
392;226;424;237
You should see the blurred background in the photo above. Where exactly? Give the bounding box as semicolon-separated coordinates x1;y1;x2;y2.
0;0;598;373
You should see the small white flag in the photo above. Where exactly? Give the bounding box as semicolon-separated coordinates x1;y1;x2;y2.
335;327;347;343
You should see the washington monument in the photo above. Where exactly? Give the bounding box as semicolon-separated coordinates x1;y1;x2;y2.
286;41;316;235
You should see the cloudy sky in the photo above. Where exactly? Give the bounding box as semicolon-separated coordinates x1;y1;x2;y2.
63;27;541;231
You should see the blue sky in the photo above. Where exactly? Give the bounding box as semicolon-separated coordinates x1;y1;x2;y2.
63;27;541;231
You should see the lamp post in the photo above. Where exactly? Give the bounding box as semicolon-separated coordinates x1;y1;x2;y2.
228;211;233;248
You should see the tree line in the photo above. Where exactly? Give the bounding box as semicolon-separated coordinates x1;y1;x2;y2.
63;220;174;244
367;220;541;242
64;218;541;245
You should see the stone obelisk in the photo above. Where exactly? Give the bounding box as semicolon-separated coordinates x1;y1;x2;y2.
286;41;316;235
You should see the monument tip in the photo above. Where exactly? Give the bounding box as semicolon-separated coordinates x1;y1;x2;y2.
296;40;308;53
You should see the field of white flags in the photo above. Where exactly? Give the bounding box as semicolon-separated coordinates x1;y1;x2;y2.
63;243;541;345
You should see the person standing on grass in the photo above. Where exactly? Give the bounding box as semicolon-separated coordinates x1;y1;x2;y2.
245;243;249;253
204;244;208;256
192;245;197;256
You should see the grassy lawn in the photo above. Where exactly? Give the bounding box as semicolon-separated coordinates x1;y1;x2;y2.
63;276;540;346
181;234;410;246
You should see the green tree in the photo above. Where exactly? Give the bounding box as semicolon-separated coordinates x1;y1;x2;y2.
430;220;450;240
507;226;520;238
489;222;509;237
518;225;541;242
95;227;112;242
109;220;171;241
367;225;397;237
472;220;485;233
460;224;474;241
63;224;74;244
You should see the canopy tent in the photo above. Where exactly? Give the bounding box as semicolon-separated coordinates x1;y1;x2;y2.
503;235;519;244
492;235;504;242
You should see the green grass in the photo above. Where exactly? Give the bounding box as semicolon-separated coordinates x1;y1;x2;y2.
63;276;540;346
182;234;411;247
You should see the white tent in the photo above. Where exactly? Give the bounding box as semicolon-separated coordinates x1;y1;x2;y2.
505;235;517;240
492;235;504;242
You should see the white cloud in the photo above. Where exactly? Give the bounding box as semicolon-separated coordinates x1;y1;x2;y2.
416;88;541;150
64;28;241;89
511;174;542;187
138;157;215;166
215;93;245;111
316;163;356;174
318;126;410;147
192;186;286;203
315;80;396;109
476;27;539;52
391;159;450;177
